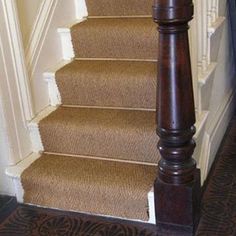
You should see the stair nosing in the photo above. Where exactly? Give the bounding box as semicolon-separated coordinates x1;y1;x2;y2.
87;15;152;19
43;151;158;167
74;58;157;62
61;104;156;112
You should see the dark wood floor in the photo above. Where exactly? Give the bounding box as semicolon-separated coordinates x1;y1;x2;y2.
0;115;236;236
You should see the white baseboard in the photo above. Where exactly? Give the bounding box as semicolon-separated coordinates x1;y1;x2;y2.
57;28;75;60
194;111;209;173
148;189;155;224
44;72;62;106
6;152;41;202
75;0;88;19
57;18;86;60
28;106;57;153
199;89;236;181
43;60;72;106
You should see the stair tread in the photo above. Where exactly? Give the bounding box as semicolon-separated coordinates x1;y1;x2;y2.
22;153;156;220
56;60;157;109
85;0;153;16
71;18;158;60
39;106;160;164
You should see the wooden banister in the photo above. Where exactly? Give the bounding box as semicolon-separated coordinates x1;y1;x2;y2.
153;0;201;233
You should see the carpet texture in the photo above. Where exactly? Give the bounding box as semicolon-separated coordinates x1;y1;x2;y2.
22;0;159;221
71;18;158;60
85;0;153;16
39;107;159;163
56;60;157;109
22;154;156;221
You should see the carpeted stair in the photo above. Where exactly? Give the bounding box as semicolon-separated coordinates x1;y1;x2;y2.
22;0;159;221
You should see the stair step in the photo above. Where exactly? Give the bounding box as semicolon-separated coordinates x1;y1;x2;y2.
21;153;156;221
85;0;153;17
71;18;158;60
56;60;157;109
39;106;160;164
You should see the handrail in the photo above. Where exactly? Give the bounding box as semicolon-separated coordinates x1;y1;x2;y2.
153;0;201;234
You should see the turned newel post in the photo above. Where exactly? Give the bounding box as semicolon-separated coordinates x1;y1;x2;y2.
153;0;201;232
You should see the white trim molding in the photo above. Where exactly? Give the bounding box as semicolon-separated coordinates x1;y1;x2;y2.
1;0;34;122
57;27;75;60
24;0;85;113
0;0;33;164
25;0;57;78
75;0;88;19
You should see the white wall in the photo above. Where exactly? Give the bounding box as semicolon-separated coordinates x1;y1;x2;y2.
197;1;236;179
206;6;236;171
16;0;42;49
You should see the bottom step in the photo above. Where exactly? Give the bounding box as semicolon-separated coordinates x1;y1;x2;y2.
19;153;156;222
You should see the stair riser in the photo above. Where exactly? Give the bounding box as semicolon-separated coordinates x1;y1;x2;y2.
39;108;159;164
55;61;157;109
12;175;156;223
71;18;158;60
84;0;153;16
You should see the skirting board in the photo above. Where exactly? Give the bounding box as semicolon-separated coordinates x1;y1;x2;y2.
57;19;86;60
28;106;57;153
199;88;236;181
43;60;73;106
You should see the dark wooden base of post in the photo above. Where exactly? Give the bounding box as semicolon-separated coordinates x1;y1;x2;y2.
154;169;201;235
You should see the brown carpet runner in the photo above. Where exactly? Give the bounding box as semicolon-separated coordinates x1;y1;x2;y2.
22;0;159;221
85;0;153;16
22;154;156;220
71;18;158;60
39;107;159;163
56;60;157;109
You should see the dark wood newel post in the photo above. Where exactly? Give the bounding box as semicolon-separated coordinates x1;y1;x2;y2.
153;0;201;233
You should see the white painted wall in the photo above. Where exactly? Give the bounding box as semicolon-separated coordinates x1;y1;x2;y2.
206;7;236;171
198;1;236;179
16;0;42;49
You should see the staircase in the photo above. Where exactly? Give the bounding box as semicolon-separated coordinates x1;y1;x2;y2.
21;0;159;222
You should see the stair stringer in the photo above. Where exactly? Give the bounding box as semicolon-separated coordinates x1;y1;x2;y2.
194;0;236;181
25;0;87;114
